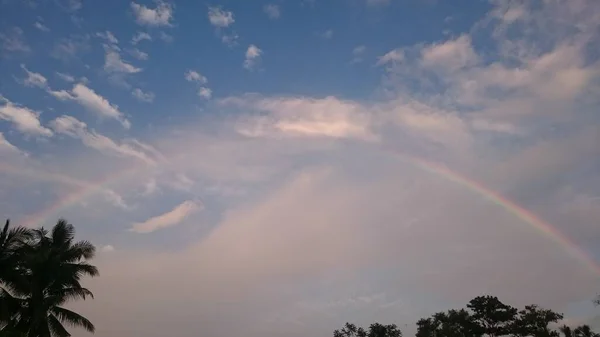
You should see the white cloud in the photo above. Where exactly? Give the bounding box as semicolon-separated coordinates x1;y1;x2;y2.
34;22;50;32
96;31;119;44
131;32;152;45
264;4;281;19
0;96;53;137
50;36;89;61
0;132;20;153
420;35;478;71
221;33;239;47
351;45;366;63
50;115;155;164
68;83;131;129
184;70;207;84
20;64;48;88
208;7;235;28
0;27;30;53
57;0;82;12
376;48;404;65
244;44;263;70
100;245;115;253
130;200;202;233
104;50;142;74
198;87;212;100
158;31;173;43
131;1;173;26
55;72;75;82
128;48;149;60
223;95;374;141
132;88;155;103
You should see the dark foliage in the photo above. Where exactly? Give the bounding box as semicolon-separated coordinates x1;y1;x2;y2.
340;295;599;337
0;219;97;337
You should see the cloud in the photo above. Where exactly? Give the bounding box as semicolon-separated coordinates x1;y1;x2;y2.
0;132;21;153
131;32;152;45
55;72;75;82
50;36;89;61
184;70;207;84
222;95;374;140
68;83;131;129
49;115;156;164
264;4;281;19
351;45;366;63
0;27;30;53
319;29;333;39
366;0;390;6
20;64;48;88
56;0;82;12
34;22;50;32
376;48;404;65
132;88;155;103
198;87;212;100
131;1;173;26
244;44;263;70
100;245;115;253
0;96;53;137
420;35;478;71
130;200;202;233
158;31;173;43
96;31;119;44
104;50;142;74
128;48;149;60
208;7;235;28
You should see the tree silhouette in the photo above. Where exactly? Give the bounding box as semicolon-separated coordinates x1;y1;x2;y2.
334;322;401;337
511;304;563;337
467;295;517;337
0;219;98;337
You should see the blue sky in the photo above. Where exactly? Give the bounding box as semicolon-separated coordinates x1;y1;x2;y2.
1;0;600;336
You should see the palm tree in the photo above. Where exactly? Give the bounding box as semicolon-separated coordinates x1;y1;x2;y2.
0;219;98;337
573;325;600;337
0;220;32;329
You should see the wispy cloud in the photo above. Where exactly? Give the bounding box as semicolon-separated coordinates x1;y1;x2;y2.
132;88;155;103
0;27;30;53
0;96;53;137
33;22;50;32
67;84;131;129
264;4;281;19
131;32;152;45
50;115;155;164
130;200;202;233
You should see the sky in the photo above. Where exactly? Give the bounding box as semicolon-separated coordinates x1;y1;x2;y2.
1;0;600;336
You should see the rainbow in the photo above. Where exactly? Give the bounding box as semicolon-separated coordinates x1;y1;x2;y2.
2;147;599;277
0;162;142;228
384;151;600;277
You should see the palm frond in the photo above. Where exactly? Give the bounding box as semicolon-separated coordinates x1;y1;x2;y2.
48;314;71;337
46;287;94;307
51;220;75;248
51;306;95;333
61;241;96;263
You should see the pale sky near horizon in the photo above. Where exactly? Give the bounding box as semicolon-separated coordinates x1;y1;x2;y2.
1;0;600;336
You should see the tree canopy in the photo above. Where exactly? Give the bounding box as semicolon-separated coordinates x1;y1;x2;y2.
0;219;98;337
337;295;598;337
